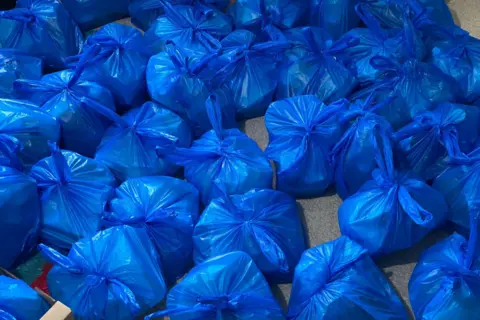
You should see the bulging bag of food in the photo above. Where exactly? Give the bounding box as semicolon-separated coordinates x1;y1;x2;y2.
145;251;285;320
61;0;129;31
104;176;199;284
0;49;42;98
309;0;360;40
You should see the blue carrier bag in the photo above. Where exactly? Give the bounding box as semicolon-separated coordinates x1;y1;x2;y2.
309;0;360;40
331;4;426;84
228;0;308;41
157;95;272;205
0;0;83;70
331;95;393;199
0;275;49;320
145;251;285;320
210;29;291;119
276;27;357;104
147;44;236;136
393;102;480;180
265;95;345;198
433;146;480;230
30;144;116;252
95;101;192;181
409;201;480;320
40;226;167;320
130;0;230;32
14;61;116;158
103;176;199;284
193;185;306;283
338;133;448;256
144;3;232;58
67;23;152;111
429;27;480;104
0;144;41;269
287;236;408;320
61;0;129;31
0;98;60;168
0;49;42;98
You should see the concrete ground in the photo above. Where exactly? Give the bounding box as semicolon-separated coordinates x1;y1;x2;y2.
243;0;480;317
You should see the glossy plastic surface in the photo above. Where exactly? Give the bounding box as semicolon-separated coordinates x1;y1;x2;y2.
0;49;42;98
62;0;129;31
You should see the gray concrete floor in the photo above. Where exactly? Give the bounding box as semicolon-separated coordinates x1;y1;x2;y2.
243;1;480;316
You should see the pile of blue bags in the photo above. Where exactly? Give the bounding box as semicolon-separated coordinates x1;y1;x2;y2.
1;0;480;318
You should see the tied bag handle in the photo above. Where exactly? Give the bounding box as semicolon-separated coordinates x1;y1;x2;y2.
355;3;387;40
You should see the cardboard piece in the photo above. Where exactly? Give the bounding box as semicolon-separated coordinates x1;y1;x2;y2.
0;268;74;320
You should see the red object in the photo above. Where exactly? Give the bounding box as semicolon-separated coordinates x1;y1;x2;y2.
31;263;53;295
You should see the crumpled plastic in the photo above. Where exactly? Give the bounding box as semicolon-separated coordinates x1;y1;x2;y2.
265;95;345;197
309;0;360;40
393;102;480;180
0;98;60;169
331;4;426;84
145;251;285;320
95;101;192;181
103;176;199;285
193;186;306;283
157;95;272;205
429;26;480;103
331;96;394;199
0;163;40;269
40;226;167;320
61;0;129;31
144;3;232;58
433;146;480;230
147;44;236;136
0;275;49;319
67;23;151;111
338;134;448;256
130;0;230;32
0;0;83;70
30;144;116;252
409;201;480;320
228;0;308;41
276;26;357;103
14;68;116;158
287;236;408;320
0;49;42;98
209;29;290;119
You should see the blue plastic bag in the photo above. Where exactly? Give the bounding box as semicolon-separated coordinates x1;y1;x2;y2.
193;186;306;283
429;27;480;104
338;134;448;256
67;23;151;111
275;27;357;103
158;95;273;205
95;101;192;181
0;164;40;269
103;176;199;284
0;49;42;98
30;144;116;252
0;275;49;320
0;0;83;70
309;0;360;40
147;44;236;136
210;29;290;119
331;4;426;84
14;66;116;158
145;251;285;320
130;0;230;32
144;3;232;58
265;95;345;198
228;0;308;41
409;201;480;320
433;147;480;230
62;0;129;31
393;102;480;180
288;236;408;320
0;98;60;169
331;96;394;199
40;226;167;320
